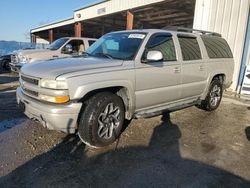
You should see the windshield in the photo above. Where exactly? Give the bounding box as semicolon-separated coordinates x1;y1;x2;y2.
48;38;68;50
85;32;146;60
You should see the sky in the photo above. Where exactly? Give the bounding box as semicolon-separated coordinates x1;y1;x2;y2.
0;0;98;42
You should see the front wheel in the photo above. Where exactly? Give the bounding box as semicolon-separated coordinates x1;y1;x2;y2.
197;79;223;111
78;92;125;148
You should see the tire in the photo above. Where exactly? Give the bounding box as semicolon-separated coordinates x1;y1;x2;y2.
3;61;10;71
197;79;223;111
78;92;125;148
0;61;3;71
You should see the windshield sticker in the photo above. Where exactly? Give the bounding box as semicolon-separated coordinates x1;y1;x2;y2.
128;34;145;39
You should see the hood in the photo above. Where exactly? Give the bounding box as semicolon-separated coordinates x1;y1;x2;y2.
17;49;50;56
21;57;123;79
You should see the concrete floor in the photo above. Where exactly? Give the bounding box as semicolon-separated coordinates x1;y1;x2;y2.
0;72;250;188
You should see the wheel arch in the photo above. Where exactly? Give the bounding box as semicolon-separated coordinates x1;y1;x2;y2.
201;72;226;100
76;82;135;120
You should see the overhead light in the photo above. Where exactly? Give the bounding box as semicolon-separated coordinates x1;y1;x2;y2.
76;13;81;18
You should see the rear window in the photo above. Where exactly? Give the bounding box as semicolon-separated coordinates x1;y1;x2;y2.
201;36;233;58
178;35;202;61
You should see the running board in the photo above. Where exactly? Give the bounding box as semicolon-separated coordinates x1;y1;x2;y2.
134;100;199;119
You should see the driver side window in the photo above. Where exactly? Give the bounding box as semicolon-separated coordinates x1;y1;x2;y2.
146;34;176;61
62;40;84;54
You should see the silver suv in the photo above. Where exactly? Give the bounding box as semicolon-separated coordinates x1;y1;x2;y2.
16;28;234;148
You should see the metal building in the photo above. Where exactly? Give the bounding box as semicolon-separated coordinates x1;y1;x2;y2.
30;0;250;92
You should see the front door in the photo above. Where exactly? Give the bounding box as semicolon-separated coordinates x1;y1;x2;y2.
135;33;182;110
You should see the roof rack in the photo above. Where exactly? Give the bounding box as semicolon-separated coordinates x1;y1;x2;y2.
162;26;222;37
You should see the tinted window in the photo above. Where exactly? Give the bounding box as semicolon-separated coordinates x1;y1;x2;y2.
178;35;202;61
88;40;96;46
146;34;176;61
201;36;233;58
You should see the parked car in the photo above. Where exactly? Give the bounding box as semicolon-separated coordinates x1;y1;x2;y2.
0;54;11;71
10;37;97;72
16;28;234;148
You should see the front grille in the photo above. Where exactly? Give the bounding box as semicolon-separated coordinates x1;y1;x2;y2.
23;87;38;97
21;75;39;85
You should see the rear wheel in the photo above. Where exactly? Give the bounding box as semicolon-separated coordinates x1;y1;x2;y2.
197;79;223;111
78;92;125;148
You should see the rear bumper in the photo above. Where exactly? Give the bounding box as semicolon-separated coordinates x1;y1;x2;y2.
224;81;233;89
16;87;82;133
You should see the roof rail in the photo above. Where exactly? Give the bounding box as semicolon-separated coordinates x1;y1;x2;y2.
162;26;222;37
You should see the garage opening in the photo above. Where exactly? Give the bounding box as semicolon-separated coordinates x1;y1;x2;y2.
82;0;196;38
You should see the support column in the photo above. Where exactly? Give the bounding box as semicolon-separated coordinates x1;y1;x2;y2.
49;29;53;44
75;22;82;37
31;33;36;43
126;11;134;30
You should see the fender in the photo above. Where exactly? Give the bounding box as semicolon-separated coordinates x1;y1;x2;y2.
72;79;136;119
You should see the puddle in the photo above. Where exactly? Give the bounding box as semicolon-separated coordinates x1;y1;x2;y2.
0;118;27;133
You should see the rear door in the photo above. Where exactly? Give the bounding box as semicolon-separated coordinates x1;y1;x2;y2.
135;33;182;110
177;34;208;99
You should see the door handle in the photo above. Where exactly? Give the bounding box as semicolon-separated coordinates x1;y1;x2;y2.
173;67;181;73
199;65;205;71
53;55;59;58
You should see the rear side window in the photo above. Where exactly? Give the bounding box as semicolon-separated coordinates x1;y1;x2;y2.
146;34;176;61
178;35;202;61
201;36;233;58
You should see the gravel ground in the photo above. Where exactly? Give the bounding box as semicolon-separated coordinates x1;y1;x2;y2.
0;72;250;187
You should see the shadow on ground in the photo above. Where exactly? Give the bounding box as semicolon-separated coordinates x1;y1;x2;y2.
0;113;249;188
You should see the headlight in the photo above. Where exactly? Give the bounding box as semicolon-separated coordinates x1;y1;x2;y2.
39;94;70;103
18;54;30;63
40;79;68;89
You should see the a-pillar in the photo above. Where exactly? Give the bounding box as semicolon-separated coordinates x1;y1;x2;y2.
49;29;53;44
75;22;82;37
126;11;134;30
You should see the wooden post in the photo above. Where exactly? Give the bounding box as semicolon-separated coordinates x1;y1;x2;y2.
75;22;82;37
31;34;36;43
126;11;134;30
49;29;53;44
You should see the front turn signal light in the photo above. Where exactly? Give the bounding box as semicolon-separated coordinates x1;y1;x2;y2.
39;94;70;104
55;96;70;103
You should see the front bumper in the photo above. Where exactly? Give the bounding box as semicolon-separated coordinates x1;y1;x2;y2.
10;63;23;72
16;87;82;134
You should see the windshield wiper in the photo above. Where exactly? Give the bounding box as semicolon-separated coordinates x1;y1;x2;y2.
94;53;114;59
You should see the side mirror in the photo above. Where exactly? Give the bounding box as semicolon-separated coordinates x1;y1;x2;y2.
145;50;163;62
64;44;73;54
